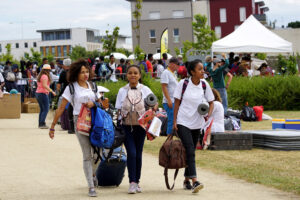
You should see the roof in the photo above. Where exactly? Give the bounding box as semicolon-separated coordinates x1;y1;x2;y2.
212;15;293;53
125;0;191;1
36;27;99;33
255;1;265;6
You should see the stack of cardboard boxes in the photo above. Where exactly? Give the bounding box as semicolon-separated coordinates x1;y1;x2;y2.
0;93;21;119
22;98;40;113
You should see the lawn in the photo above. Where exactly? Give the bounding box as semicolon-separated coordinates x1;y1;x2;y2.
143;111;300;195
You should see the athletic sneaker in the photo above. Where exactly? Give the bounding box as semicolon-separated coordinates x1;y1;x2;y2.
183;180;193;190
128;182;137;194
192;181;204;193
136;184;142;193
88;188;97;197
39;125;49;129
93;176;98;187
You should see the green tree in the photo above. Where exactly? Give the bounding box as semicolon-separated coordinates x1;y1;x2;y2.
277;54;298;75
86;50;100;59
134;45;145;62
102;26;120;55
0;44;14;63
190;14;217;51
132;0;143;47
116;48;132;57
24;48;42;65
287;21;300;28
70;46;87;60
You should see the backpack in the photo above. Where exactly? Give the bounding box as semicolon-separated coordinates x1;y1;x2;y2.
241;106;257;121
181;78;206;103
159;132;187;190
90;106;115;148
121;85;145;126
99;63;108;77
6;72;16;81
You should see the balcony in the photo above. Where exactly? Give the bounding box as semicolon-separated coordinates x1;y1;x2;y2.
254;14;267;23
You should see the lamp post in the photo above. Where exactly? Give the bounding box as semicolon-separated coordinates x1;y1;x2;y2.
9;20;35;40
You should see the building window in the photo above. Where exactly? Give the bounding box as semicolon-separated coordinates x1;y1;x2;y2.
150;30;156;43
173;28;180;43
180;48;184;54
45;47;49;55
16;43;19;48
24;42;28;48
215;26;222;38
51;46;55;56
150;30;156;38
220;8;227;23
172;10;184;18
57;46;61;57
234;25;240;30
63;46;67;56
240;7;246;22
33;42;37;47
149;11;160;20
66;31;71;39
40;47;44;57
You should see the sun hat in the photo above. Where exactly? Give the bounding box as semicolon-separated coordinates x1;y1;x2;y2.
63;58;72;66
42;64;51;70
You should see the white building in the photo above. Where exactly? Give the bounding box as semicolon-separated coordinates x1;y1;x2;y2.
0;39;40;60
0;27;132;60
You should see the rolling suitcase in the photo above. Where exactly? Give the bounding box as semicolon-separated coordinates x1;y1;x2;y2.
60;103;71;131
96;146;127;187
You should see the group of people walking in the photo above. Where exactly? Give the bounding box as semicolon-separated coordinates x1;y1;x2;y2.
1;52;232;197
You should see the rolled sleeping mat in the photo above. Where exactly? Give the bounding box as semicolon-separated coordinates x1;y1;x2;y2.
144;93;158;108
197;102;209;116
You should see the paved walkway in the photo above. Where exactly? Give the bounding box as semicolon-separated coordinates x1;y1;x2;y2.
0;113;299;200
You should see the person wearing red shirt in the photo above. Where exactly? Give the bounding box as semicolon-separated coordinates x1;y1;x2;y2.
146;54;154;77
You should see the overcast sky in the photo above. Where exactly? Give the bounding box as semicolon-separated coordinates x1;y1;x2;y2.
0;0;299;41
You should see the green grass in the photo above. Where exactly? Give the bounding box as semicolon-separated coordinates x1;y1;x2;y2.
144;111;300;196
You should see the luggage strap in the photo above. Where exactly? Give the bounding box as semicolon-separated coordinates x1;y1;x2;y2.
164;167;179;190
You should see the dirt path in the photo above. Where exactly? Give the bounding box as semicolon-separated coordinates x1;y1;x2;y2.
0;113;299;200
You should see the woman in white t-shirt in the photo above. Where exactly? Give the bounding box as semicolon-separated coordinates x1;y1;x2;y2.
173;60;214;193
211;88;225;133
115;65;156;194
49;59;100;197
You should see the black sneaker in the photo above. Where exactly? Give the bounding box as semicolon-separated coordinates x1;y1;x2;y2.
192;181;204;193
68;130;75;134
183;180;193;190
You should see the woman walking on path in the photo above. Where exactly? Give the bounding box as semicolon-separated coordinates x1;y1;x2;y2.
173;60;214;193
36;64;56;129
115;65;156;194
49;59;101;197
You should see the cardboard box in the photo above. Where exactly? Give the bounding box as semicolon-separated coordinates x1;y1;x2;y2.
24;97;38;104
23;102;40;113
0;94;21;119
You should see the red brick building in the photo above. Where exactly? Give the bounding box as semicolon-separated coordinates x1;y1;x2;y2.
209;0;268;38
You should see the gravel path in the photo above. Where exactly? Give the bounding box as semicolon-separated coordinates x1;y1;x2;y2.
0;113;299;200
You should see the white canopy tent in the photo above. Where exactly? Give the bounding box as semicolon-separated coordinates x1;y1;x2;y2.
212;15;293;53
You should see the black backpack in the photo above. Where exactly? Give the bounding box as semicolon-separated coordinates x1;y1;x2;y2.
241;106;257;121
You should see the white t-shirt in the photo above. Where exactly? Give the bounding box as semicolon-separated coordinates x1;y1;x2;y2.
62;82;100;115
156;64;164;78
109;63;117;82
211;101;225;133
160;69;178;103
0;73;5;83
174;78;214;130
16;72;27;85
115;83;153;109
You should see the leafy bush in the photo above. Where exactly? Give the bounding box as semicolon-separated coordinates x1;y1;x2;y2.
97;73;163;107
98;76;300;111
276;54;298;75
228;76;300;110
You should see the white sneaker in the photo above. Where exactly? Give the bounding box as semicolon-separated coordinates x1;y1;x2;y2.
136;184;142;193
88;188;97;197
128;182;137;194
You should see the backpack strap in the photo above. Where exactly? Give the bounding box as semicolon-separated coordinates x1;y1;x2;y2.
180;78;189;105
69;83;75;106
201;80;206;95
